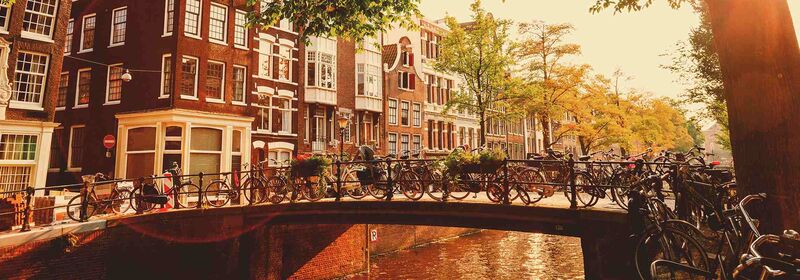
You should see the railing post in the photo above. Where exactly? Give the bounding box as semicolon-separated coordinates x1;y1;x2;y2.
670;163;683;217
335;159;342;202
20;186;34;232
196;172;204;209
385;157;393;201
568;155;577;209
134;178;144;214
502;158;510;205
80;175;94;222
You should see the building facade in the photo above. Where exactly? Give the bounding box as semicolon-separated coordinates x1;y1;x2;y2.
0;0;71;194
381;36;426;156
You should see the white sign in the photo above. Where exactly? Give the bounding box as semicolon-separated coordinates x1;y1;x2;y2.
370;229;378;242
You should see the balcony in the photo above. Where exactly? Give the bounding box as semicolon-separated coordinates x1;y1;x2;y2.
305;87;337;106
355;95;382;112
312;140;327;153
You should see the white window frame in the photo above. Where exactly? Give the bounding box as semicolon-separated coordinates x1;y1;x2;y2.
159;54;172;99
234;10;248;48
10;51;49;111
388;99;398;125
79;13;96;53
105;63;123;105
231;65;246;105
64;19;73;55
180;56;199;99
208;3;228;45
74;68;91;108
276;44;292;82
183;0;202;39
412;134;422;152
412;103;422;127
0;2;11;33
67;125;86;172
388;133;397;155
109;7;127;47
163;0;175;36
205;60;225;103
257;39;272;79
306;50;336;90
400;100;410;126
56;72;69;110
21;0;59;41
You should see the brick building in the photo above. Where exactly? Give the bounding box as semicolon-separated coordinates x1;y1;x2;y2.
48;0;307;184
381;36;426;156
0;0;71;194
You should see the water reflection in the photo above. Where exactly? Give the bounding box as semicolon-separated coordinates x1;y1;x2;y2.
353;230;585;280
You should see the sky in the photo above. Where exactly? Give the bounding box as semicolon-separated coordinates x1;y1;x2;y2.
420;0;800;107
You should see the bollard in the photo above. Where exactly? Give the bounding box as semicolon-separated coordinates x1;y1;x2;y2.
385;157;393;201
20;186;34;232
197;172;204;209
80;175;95;222
335;159;342;202
568;155;577;209
502;158;510;205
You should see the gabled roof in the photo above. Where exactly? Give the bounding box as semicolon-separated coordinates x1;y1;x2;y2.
382;44;399;71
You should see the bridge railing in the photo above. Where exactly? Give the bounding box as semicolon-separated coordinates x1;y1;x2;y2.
0;157;720;233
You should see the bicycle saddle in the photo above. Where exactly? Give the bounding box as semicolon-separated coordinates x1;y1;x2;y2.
578;155;591;161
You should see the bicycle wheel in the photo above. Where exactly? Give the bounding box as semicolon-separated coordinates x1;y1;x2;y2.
486;183;504;203
342;169;368;199
129;186;156;213
564;172;596;207
368;181;388;200
518;168;546;204
301;177;327;202
266;176;288;204
67;194;97;222
448;174;473;200
423;170;446;201
205;181;232;207
635;224;710;280
398;170;424;201
242;177;268;204
110;189;132;214
174;183;201;208
611;170;639;209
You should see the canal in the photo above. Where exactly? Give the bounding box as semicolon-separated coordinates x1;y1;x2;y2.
353;230;585;279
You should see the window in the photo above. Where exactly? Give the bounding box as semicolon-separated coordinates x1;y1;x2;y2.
232;130;242;171
271;98;292;134
277;45;291;81
0;134;38;161
400;134;409;153
388;133;397;155
160;55;172;98
232;66;246;103
162;126;182;171
56;73;68;108
75;69;91;107
234;10;247;47
0;2;10;32
49;128;63;169
184;0;201;37
68;126;85;170
267;149;292;167
64;20;73;54
258;40;271;78
181;56;198;97
125;127;155;179
12;52;49;108
306;51;335;89
400;101;410;126
208;4;227;43
110;7;127;46
206;61;224;100
400;50;413;66
190;128;222;175
412;135;422;152
398;71;415;90
412;103;421;127
22;0;58;39
388;99;397;125
80;14;95;52
356;63;381;97
163;0;175;35
106;64;123;103
0;134;38;196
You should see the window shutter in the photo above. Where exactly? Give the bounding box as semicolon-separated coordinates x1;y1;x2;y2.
409;53;414;66
410;73;416;89
398;73;403;88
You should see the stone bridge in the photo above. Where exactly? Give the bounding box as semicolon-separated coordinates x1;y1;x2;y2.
0;198;635;279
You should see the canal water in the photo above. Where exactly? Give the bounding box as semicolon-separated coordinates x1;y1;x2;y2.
353;230;585;279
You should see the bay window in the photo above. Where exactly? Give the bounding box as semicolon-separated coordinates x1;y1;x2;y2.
0;134;38;196
357;63;381;97
307;51;335;89
189;128;222;175
125;127;156;180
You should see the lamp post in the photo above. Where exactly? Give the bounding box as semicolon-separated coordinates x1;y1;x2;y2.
336;114;350;202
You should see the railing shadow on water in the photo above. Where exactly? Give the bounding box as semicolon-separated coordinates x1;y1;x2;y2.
0;157;713;233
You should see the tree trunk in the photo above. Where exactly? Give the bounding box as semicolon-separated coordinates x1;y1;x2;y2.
479;111;486;147
578;137;590;155
705;0;800;230
540;114;551;149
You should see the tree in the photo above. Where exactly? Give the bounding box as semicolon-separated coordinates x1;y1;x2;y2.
591;0;800;232
663;2;728;150
434;0;527;146
517;21;590;149
561;75;630;154
247;0;420;45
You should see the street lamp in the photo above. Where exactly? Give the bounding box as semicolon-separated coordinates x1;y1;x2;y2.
337;114;350;160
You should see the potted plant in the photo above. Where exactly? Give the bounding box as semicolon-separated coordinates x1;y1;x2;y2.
443;148;507;175
290;154;331;179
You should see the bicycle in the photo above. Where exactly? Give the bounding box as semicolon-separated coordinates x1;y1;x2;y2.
266;159;329;203
129;163;201;213
203;167;245;208
66;173;132;221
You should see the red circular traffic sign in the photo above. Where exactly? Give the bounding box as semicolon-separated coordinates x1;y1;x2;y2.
103;135;116;149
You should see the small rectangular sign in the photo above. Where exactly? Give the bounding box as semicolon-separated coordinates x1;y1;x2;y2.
370;229;378;241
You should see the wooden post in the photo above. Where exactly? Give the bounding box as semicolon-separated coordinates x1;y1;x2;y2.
706;0;800;230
